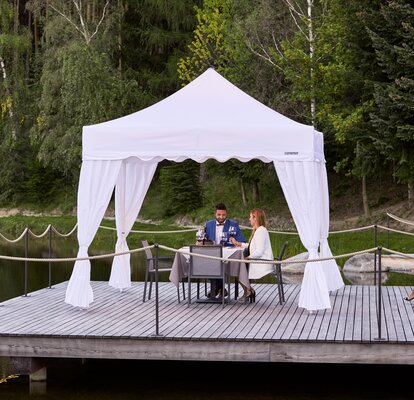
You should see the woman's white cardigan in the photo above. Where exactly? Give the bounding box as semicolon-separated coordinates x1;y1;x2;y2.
240;226;274;279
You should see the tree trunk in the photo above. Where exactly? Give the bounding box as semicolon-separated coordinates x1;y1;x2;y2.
199;163;208;184
307;0;316;125
408;181;413;209
0;56;16;140
240;178;248;207
252;180;260;202
362;175;370;218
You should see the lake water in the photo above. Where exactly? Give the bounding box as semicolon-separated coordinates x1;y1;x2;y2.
0;358;412;399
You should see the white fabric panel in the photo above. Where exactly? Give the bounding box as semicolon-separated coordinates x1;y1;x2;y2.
83;69;324;163
319;162;344;292
274;160;331;311
109;159;158;289
65;160;122;307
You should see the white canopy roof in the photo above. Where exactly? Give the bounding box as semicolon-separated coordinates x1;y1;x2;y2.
82;68;324;163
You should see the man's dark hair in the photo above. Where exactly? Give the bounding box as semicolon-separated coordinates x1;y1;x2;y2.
215;203;227;211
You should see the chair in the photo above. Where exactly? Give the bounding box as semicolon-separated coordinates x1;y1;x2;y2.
142;240;185;303
273;241;288;305
188;245;230;307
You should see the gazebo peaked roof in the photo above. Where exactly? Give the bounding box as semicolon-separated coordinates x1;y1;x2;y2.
82;68;324;163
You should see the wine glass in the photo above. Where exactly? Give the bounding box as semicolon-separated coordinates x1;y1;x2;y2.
228;226;236;245
220;231;228;246
196;227;205;242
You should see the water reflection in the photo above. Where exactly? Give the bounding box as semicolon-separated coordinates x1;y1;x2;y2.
343;271;389;285
0;237;151;303
0;358;412;399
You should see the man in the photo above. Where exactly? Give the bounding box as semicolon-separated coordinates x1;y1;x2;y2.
204;203;246;298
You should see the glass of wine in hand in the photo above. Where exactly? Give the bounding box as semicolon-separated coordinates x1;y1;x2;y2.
228;226;236;244
220;231;229;246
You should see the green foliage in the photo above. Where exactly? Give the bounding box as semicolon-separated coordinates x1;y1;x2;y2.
32;41;149;184
369;1;414;185
122;0;200;99
159;160;202;216
177;0;246;84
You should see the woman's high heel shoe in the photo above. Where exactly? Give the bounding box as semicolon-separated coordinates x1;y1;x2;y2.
403;292;414;302
238;288;255;304
247;288;256;303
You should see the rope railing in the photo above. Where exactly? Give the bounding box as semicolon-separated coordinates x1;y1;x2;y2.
377;224;414;236
0;241;382;264
0;214;413;244
386;212;414;227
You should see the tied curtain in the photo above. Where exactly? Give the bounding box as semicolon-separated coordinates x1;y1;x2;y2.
65;160;123;308
65;158;157;307
274;160;343;311
109;159;158;290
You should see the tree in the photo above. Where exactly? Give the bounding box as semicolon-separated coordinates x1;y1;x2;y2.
122;0;201;100
368;1;414;207
178;0;246;85
0;1;33;203
312;0;384;217
159;160;201;216
31;1;149;185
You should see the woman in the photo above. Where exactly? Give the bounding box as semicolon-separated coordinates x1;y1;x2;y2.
230;208;274;303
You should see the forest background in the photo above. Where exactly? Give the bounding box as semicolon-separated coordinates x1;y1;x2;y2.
1;0;414;230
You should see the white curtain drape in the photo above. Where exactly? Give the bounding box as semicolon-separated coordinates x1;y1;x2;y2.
109;159;158;290
319;162;344;292
274;160;331;311
65;160;122;308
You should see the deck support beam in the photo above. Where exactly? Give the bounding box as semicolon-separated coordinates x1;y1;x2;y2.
2;338;414;365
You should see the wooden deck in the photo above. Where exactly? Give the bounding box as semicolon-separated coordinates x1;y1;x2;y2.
1;281;414;364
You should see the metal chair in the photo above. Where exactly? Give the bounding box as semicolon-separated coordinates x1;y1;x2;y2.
188;245;229;307
142;240;185;303
273;241;288;305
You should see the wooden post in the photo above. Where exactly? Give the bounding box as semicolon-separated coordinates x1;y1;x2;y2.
23;229;29;297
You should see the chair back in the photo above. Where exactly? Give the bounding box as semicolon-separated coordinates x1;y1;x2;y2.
277;241;288;261
189;245;223;278
142;240;154;270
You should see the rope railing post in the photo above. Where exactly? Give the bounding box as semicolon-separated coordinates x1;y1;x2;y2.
48;226;52;289
373;224;378;286
387;214;390;248
375;246;385;341
154;243;160;336
23;229;28;297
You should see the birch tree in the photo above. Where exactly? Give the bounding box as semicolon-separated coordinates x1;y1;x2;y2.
242;0;327;125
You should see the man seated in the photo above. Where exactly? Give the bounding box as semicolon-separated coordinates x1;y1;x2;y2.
204;203;246;298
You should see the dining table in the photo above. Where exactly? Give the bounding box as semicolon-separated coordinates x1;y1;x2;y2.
168;245;249;299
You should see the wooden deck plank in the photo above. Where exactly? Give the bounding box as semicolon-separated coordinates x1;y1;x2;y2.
335;285;351;341
361;285;371;342
325;286;345;341
352;286;363;341
221;284;277;339
343;286;356;341
395;286;414;342
382;286;399;342
247;284;294;340
244;284;296;340
281;301;306;340
266;287;301;340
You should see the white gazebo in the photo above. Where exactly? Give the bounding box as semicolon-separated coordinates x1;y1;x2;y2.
65;68;344;311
